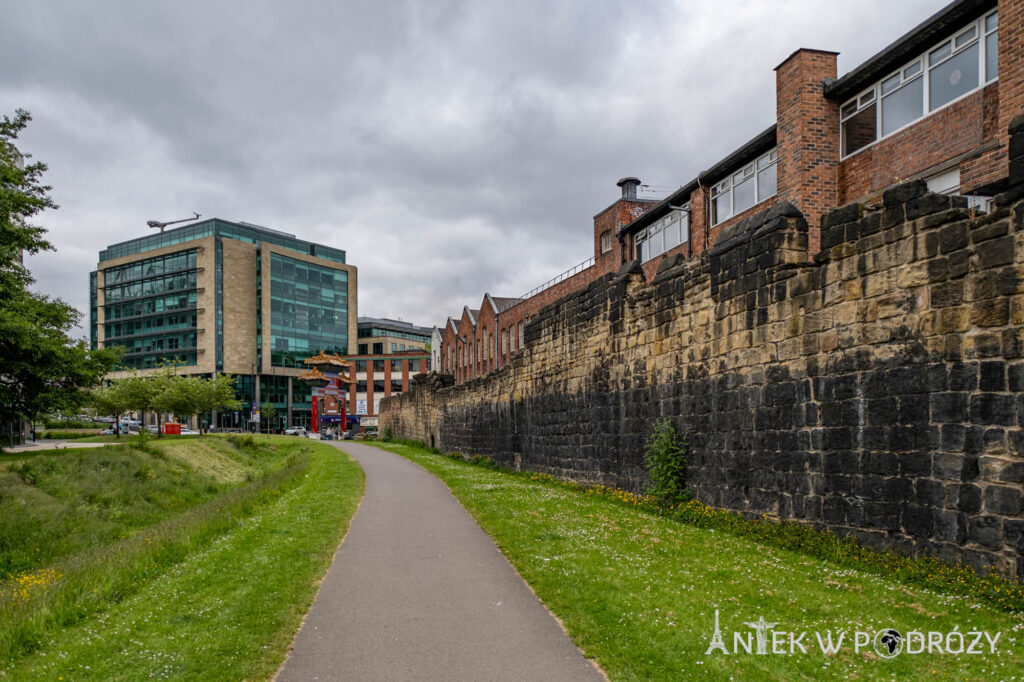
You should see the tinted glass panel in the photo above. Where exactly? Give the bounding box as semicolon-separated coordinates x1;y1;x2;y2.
757;165;777;202
986;32;998;81
842;103;876;155
929;43;979;110
881;77;924;135
733;176;755;215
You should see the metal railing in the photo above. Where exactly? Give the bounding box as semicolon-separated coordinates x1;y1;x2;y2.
517;256;594;302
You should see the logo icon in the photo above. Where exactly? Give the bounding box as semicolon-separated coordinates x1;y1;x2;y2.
873;629;903;658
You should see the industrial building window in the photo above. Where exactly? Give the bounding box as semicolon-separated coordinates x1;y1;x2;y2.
518;320;525;349
841;10;997;159
373;359;385;372
373;342;383;354
391;379;403;393
391;359;402;371
502;329;508;355
635;207;690;262
711;149;777;226
358;344;367;354
600;230;612;253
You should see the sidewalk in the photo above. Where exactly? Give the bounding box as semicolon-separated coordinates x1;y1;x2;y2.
277;442;603;682
2;440;109;453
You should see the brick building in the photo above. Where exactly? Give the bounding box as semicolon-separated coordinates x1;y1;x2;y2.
440;0;1020;385
345;317;431;428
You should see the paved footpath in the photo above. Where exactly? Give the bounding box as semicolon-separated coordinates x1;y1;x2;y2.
277;441;603;682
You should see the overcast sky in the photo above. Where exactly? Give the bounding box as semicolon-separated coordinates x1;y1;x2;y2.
5;0;948;339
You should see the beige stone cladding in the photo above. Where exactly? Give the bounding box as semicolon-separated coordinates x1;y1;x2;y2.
220;238;258;375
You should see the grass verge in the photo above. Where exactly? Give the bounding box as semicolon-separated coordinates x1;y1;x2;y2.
0;436;364;680
373;440;1024;681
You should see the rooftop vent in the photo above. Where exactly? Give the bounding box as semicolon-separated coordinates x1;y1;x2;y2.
617;177;641;200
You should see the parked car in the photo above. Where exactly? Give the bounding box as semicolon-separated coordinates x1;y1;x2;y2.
342;430;355;440
284;426;306;436
99;428;116;435
179;428;199;435
146;425;159;434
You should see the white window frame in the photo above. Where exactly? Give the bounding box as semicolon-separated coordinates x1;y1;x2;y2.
840;10;998;160
635;205;690;262
600;230;612;254
710;148;777;226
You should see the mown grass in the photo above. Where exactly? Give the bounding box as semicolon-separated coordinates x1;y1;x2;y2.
0;436;364;680
374;441;1024;681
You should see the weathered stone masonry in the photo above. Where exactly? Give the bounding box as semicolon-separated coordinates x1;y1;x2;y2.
383;119;1024;578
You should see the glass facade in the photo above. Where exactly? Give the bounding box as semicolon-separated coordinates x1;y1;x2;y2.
269;252;349;367
101;249;199;370
89;271;98;350
99;218;346;264
357;327;431;342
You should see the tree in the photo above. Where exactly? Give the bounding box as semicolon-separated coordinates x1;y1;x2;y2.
260;401;277;435
0;109;118;432
193;374;241;434
90;383;131;438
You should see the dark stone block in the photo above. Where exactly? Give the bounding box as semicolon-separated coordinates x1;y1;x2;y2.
823;495;846;523
933;509;968;543
957;484;982;513
899;452;932;477
930;281;963;308
948;362;978;391
906;193;951;220
948;251;969;279
969;516;1003;550
934;452;967;480
915;479;944;507
969;394;1016;426
940;423;966;451
883;179;927;206
976;236;1015;269
864;451;898;476
979;361;1006;392
864;501;900;530
824;202;860;229
902;504;933;538
938;222;968;253
984;485;1022;515
930;392;968;423
970;219;1009;243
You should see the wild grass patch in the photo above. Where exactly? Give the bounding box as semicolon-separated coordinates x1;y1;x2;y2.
373;440;1024;681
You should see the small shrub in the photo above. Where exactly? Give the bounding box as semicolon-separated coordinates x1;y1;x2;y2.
227;434;258;452
644;419;688;506
467;454;498;469
380;423;393;442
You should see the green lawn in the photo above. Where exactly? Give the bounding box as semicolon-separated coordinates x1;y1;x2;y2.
1;435;364;680
374;441;1024;681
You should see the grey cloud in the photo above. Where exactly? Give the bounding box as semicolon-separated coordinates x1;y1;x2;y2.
8;0;950;334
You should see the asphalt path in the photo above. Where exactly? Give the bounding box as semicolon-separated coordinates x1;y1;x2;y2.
276;441;603;682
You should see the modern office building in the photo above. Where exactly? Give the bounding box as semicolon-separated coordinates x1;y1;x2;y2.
344;317;431;427
91;218;357;429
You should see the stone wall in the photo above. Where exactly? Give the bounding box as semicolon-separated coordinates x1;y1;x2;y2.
382;119;1024;578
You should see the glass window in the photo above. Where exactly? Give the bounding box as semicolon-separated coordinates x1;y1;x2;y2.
929;42;979;111
600;230;612;253
757;164;777;202
391;359;402;371
373;380;385;393
881;77;924;136
372;343;383;354
985;11;998;82
842;104;877;156
733;174;755;214
391;379;403;393
358;344;367;354
373;359;385;372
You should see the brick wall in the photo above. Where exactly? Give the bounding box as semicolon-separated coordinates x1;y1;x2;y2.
383;119;1024;578
776;49;839;255
839;89;991;203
